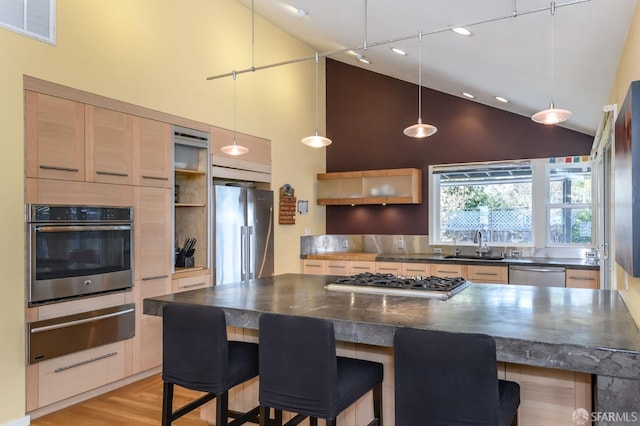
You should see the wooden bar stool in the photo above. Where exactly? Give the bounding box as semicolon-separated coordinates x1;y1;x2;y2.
161;304;260;426
258;313;383;426
394;328;520;426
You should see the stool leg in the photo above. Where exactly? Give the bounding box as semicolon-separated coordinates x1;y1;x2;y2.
511;412;518;426
259;405;269;426
274;409;283;426
216;391;229;426
373;382;382;425
325;420;336;426
161;382;174;426
309;418;318;426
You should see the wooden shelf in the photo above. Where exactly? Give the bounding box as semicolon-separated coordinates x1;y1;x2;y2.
175;203;206;207
174;168;206;175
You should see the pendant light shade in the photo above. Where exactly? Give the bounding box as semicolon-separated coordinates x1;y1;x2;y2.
404;30;437;138
531;2;572;125
302;53;332;148
531;101;572;125
221;71;249;156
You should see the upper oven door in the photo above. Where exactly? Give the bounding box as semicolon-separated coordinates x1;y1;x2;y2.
30;223;133;304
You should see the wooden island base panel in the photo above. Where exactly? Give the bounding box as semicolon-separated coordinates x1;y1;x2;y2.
144;274;640;426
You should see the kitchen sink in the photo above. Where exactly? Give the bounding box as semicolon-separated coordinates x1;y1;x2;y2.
443;255;505;261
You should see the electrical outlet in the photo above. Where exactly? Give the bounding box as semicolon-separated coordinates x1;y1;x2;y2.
398;240;405;249
342;240;349;249
433;248;442;255
510;250;522;257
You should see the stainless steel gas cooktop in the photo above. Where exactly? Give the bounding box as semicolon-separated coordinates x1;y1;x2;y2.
325;272;470;300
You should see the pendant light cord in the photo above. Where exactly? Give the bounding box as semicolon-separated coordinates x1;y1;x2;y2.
314;52;319;133
418;30;422;121
363;0;368;51
233;70;237;145
550;1;556;103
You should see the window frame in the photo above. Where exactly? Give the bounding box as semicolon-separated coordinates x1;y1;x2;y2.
0;0;56;45
429;158;595;249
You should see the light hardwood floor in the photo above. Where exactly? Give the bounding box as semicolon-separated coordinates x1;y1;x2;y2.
31;374;210;425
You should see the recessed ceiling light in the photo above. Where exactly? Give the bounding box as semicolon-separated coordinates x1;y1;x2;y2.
391;47;407;56
495;96;509;103
452;27;472;36
296;8;307;17
462;92;475;99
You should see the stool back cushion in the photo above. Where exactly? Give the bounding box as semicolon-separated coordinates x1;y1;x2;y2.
259;313;337;418
162;304;229;394
394;328;501;426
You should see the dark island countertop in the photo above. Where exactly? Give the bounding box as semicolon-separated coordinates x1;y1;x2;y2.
143;273;638;379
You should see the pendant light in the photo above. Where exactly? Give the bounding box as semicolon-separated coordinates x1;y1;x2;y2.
531;2;572;125
301;52;332;148
403;30;437;138
221;70;250;156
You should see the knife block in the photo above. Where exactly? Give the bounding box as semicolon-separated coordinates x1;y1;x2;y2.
175;250;195;268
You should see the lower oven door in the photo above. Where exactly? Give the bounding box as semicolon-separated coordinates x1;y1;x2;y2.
28;303;135;364
30;223;133;304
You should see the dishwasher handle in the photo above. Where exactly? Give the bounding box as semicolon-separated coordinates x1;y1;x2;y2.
509;266;566;273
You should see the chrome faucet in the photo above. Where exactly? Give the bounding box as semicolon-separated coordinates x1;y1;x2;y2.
474;230;489;255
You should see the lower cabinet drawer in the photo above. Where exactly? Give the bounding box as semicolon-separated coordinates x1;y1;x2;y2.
172;274;211;293
432;264;463;278
38;341;126;407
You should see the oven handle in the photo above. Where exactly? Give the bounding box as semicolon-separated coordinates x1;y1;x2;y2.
30;308;135;333
35;225;132;233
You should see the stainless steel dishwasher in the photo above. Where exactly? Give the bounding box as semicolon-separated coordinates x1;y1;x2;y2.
508;265;566;287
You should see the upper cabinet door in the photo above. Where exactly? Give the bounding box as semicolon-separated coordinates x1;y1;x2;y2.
86;105;133;185
25;91;85;181
133;117;171;188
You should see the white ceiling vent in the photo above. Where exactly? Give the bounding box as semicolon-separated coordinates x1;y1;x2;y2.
0;0;56;44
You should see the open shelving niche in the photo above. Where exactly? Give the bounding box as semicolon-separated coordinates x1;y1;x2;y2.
172;126;210;275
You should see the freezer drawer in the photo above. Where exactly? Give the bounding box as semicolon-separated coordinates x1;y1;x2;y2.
508;266;566;287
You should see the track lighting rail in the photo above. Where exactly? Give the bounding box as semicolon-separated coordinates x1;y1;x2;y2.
206;0;590;81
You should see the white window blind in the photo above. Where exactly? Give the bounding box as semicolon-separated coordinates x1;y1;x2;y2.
0;0;55;44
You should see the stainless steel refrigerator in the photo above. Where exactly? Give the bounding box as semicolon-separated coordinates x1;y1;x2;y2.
213;184;274;285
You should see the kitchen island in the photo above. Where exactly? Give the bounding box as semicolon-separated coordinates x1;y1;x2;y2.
144;273;640;425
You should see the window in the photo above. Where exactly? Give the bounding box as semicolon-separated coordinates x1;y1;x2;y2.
0;0;56;44
546;163;592;245
430;158;593;248
430;161;533;245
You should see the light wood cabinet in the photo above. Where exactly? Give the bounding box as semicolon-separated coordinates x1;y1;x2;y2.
172;273;211;293
349;260;375;275
132;186;172;373
505;364;591;426
432;263;464;278
26;91;86;181
36;341;127;408
301;259;326;275
326;260;349;276
566;269;599;289
466;265;508;284
317;168;421;205
375;262;401;275
401;262;431;277
133;117;172;187
86;105;133;185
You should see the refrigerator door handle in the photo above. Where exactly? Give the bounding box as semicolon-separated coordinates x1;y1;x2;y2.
240;226;247;280
248;226;255;279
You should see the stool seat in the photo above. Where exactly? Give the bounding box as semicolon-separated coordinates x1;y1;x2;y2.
162;304;260;426
258;313;383;426
394;328;520;426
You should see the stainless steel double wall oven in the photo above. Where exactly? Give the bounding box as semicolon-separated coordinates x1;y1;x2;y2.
28;204;134;305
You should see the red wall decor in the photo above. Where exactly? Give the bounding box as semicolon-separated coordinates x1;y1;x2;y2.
279;184;296;225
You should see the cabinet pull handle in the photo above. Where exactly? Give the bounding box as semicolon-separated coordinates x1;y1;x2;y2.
378;268;396;271
182;282;206;289
31;308;135;333
437;270;458;274
142;274;169;281
568;276;595;281
306;264;322;268
352;266;370;270
54;352;118;373
142;175;169;181
405;268;425;272
39;165;79;172
329;266;346;269
96;170;128;177
476;272;498;276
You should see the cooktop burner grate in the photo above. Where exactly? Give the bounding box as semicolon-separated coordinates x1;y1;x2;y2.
326;273;470;299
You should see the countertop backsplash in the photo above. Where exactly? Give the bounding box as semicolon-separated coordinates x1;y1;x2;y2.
300;234;599;261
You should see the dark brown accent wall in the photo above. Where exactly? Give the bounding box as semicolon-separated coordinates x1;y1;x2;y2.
325;59;593;235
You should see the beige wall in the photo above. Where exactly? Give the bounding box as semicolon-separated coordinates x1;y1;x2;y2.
0;0;326;423
610;2;640;326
